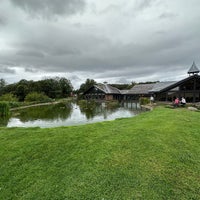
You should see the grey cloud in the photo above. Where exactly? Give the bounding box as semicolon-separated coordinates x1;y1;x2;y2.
134;0;155;11
24;68;39;73
49;48;81;57
1;0;200;86
16;50;45;58
0;66;16;74
159;12;178;19
10;0;86;18
0;15;7;25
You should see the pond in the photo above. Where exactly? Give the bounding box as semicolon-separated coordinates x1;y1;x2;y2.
1;101;146;128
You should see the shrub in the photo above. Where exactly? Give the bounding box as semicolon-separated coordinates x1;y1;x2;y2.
25;92;52;103
0;101;10;117
0;93;18;102
139;97;150;105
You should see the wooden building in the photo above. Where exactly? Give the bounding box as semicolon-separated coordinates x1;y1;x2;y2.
83;83;121;101
83;62;200;103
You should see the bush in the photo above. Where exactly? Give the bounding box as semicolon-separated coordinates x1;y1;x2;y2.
0;101;10;117
25;92;52;103
139;97;150;105
0;93;18;102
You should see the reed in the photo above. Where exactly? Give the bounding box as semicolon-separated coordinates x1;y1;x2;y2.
0;101;10;117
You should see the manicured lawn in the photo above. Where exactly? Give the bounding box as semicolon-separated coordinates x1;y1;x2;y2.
0;107;200;199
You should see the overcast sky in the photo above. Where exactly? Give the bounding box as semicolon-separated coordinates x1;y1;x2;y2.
0;0;200;88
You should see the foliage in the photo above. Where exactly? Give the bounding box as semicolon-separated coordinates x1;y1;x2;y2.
25;92;52;103
2;77;73;101
0;107;200;199
139;97;150;105
58;77;73;97
0;101;10;117
78;78;97;94
0;78;6;96
0;93;18;102
138;81;159;85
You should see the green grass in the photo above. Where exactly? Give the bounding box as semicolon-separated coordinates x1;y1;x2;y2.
0;107;200;199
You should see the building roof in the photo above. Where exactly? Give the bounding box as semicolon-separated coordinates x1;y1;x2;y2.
120;90;129;94
95;83;121;94
149;81;176;92
127;83;156;95
157;74;200;93
188;61;200;74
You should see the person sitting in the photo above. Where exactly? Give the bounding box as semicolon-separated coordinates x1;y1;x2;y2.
174;97;180;107
181;97;186;106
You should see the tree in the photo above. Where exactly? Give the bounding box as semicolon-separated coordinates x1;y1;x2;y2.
0;78;6;96
79;79;97;94
15;84;28;101
59;77;73;97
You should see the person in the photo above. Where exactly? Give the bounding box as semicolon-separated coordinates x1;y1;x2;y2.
150;96;154;104
181;97;186;106
174;97;180;107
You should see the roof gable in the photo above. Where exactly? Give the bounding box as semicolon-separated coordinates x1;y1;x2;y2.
158;74;200;93
96;84;121;94
188;62;200;74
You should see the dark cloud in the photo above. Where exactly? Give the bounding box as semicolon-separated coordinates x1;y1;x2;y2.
0;15;7;25
10;0;86;18
16;50;45;58
134;0;155;10
0;66;16;74
24;68;39;73
1;0;200;87
159;12;178;19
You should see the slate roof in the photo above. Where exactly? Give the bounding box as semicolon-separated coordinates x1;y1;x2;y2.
120;90;129;94
188;62;200;74
127;83;156;94
149;81;176;92
95;84;121;94
156;74;200;93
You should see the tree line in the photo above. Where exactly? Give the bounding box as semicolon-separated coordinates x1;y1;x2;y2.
0;77;159;102
0;77;73;101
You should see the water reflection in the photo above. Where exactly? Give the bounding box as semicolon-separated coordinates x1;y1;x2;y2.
17;103;72;122
4;101;145;128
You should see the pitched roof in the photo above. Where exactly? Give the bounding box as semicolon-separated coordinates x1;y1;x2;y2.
120;90;129;94
127;83;156;94
149;81;176;92
188;62;200;74
95;84;121;94
155;74;200;93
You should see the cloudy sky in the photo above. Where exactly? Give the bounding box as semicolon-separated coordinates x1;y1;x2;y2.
0;0;200;88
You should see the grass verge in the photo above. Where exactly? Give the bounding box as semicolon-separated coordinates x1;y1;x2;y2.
0;107;200;199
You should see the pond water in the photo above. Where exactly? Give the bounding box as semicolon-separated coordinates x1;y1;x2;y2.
1;102;146;128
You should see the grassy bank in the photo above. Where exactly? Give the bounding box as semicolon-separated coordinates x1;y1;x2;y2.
0;107;200;199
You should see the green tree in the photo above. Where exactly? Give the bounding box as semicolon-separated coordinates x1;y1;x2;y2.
79;79;97;94
15;84;28;101
59;77;73;97
0;78;6;96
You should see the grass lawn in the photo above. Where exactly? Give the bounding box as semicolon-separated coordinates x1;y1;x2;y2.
0;106;200;199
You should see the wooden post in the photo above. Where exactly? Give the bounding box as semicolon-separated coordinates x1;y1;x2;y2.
193;77;196;103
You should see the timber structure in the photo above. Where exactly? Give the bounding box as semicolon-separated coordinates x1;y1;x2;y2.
83;62;200;103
